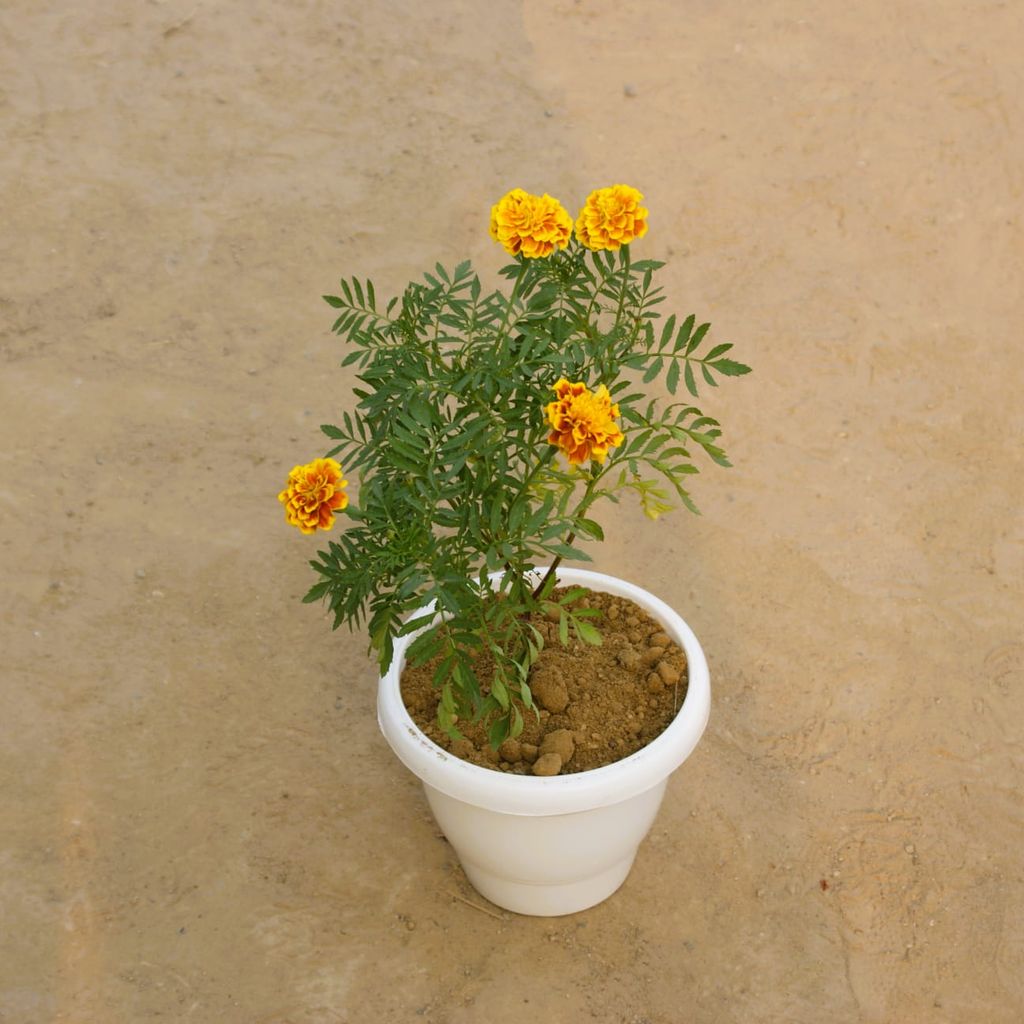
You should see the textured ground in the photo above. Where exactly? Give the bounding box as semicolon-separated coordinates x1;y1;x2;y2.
1;1;1022;1021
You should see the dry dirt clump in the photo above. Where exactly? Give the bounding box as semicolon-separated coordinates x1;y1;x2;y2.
400;588;689;775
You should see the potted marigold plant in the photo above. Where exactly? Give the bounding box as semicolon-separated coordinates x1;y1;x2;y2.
279;185;749;915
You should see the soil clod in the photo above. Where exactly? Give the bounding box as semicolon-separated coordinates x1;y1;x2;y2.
642;646;666;667
539;728;576;765
656;661;681;686
616;644;641;670
531;668;570;713
498;738;522;762
532;752;563;776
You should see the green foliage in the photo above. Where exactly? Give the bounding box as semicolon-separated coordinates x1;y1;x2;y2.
307;241;750;743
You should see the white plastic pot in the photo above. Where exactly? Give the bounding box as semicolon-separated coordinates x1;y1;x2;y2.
377;567;711;916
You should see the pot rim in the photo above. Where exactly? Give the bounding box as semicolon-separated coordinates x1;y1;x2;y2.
377;567;711;816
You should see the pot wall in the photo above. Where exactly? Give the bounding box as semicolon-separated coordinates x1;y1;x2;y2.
422;780;668;916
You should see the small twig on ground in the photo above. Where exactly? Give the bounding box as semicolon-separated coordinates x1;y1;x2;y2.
446;889;503;920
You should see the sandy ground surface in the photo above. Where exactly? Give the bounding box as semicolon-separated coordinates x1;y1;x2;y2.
2;1;1022;1021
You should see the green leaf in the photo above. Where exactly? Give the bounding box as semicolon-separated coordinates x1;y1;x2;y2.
573;619;602;645
488;715;510;749
659;313;677;350
642;357;663;384
491;674;510;711
438;699;462;742
432;653;455;688
666;360;680;395
675;314;695;351
711;358;752;377
302;580;330;604
520;681;534;711
686;321;710;354
684;362;698;397
548;543;592;561
408;395;433;425
397;612;436;638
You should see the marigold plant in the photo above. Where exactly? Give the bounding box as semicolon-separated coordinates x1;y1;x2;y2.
283;185;750;746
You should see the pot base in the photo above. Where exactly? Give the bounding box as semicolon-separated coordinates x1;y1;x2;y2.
461;853;636;917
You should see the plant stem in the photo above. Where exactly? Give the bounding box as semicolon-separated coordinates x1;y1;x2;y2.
494;259;528;347
614;245;631;326
603;245;631;383
531;528;577;601
581;249;613;325
531;465;603;599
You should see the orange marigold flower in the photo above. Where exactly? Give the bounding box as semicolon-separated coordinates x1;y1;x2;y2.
545;378;625;466
278;457;349;534
489;188;573;259
575;184;649;251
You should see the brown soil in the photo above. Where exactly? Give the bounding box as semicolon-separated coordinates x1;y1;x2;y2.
400;588;689;775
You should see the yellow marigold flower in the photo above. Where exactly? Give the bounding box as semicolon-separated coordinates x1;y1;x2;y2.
489;188;573;259
545;378;625;466
575;184;649;251
278;457;349;534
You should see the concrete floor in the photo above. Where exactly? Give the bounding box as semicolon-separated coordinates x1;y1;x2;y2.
2;1;1022;1021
